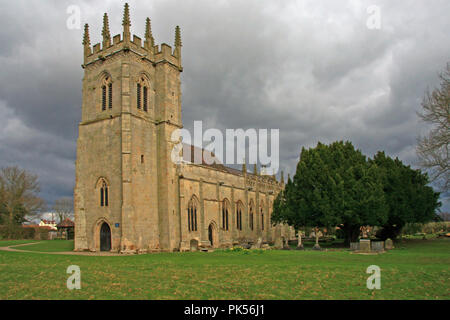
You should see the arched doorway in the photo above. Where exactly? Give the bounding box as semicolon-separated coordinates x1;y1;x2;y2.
208;224;214;247
100;222;111;252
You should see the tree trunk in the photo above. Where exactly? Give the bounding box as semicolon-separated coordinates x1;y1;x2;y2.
343;224;361;247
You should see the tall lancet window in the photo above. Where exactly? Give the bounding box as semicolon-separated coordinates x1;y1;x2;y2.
143;86;148;112
261;207;264;231
102;86;107;111
188;198;198;232
101;74;112;111
136;75;150;112
99;179;109;207
249;202;254;231
222;200;229;231
137;83;141;109
236;201;243;231
108;83;112;109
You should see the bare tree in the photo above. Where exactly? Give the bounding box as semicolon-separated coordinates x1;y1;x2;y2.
417;63;450;194
0;166;45;224
52;197;73;223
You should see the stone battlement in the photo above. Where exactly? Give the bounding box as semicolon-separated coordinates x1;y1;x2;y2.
82;3;182;70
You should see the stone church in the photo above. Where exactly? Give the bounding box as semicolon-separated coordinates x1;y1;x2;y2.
74;4;293;253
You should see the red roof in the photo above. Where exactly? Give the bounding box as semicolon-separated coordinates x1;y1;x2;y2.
57;218;75;228
22;225;54;231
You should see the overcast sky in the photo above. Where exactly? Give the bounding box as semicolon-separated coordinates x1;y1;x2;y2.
0;0;448;211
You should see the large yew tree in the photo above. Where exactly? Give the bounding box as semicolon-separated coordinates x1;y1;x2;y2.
273;141;387;245
371;152;441;240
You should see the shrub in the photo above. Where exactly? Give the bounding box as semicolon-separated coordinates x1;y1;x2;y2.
0;224;26;239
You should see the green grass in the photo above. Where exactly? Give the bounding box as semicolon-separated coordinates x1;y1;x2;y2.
0;240;39;247
0;239;448;300
18;240;75;252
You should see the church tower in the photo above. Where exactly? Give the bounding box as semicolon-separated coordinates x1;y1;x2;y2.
74;4;183;252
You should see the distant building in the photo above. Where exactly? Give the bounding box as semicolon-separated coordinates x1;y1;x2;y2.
57;218;75;240
39;219;57;231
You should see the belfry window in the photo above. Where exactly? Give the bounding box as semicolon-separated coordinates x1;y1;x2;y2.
143;86;148;112
101;74;112;111
137;76;150;112
100;180;109;207
108;83;112;109
102;86;107;111
137;83;141;109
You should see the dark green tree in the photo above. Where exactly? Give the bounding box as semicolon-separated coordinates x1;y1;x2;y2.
273;141;387;246
371;152;441;240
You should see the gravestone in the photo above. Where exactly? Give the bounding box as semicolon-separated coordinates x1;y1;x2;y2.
282;237;291;250
274;237;283;249
371;241;384;252
296;232;304;250
359;239;371;252
190;239;199;252
255;237;263;249
385;238;394;250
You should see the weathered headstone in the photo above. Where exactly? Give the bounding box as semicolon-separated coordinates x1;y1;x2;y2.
274;237;283;249
255;237;263;249
190;239;199;252
371;241;384;252
385;238;394;250
296;232;304;250
282;237;291;250
359;239;371;252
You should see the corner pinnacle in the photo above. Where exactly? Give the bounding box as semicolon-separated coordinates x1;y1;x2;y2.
175;25;182;47
82;23;90;46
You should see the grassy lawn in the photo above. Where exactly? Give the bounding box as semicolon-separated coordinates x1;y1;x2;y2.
17;240;75;252
0;240;39;248
0;239;448;300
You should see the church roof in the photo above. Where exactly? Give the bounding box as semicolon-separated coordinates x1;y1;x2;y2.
182;144;276;181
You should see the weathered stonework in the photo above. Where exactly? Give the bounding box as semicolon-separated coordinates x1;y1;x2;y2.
74;4;293;253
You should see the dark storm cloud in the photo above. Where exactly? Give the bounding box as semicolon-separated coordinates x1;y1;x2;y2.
0;0;449;209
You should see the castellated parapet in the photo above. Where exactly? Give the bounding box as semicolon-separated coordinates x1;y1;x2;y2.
82;4;182;71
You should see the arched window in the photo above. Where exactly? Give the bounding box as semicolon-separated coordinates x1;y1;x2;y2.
99;179;109;207
249;201;254;230
222;200;229;231
101;74;112;111
108;83;112;109
136;76;150;112
261;207;264;231
102;85;107;111
236;201;243;231
143;86;148;112
188;198;198;232
137;83;141;109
